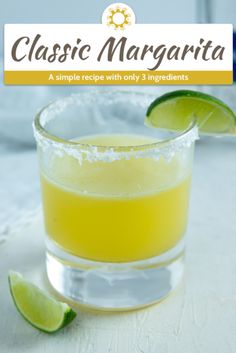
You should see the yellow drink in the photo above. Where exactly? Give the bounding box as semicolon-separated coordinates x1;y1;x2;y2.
41;134;191;262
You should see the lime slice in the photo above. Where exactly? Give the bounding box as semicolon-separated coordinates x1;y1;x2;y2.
8;271;76;333
146;90;236;134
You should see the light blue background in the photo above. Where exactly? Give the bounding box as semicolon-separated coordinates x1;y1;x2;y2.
1;0;235;24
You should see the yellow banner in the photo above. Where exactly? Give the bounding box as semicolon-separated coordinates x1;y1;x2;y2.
4;71;233;85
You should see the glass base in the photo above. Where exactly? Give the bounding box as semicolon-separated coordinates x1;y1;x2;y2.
46;239;185;311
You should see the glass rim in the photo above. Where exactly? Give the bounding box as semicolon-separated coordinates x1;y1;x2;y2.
33;90;198;153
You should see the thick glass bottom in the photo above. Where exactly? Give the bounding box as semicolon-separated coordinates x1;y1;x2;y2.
46;238;185;311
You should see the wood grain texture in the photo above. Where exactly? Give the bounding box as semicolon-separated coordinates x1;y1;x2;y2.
0;137;236;353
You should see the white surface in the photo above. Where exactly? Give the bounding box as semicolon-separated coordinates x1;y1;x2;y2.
0;136;236;353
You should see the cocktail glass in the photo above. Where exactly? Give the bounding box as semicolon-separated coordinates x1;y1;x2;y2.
33;90;198;310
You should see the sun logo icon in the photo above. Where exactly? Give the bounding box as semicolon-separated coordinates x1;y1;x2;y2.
102;3;135;30
107;6;130;30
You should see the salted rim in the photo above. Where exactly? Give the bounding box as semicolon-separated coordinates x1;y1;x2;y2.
33;90;199;161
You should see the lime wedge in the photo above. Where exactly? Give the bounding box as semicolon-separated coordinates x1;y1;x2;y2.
146;90;236;134
8;271;76;333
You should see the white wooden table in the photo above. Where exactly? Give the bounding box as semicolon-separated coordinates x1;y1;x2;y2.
0;136;236;353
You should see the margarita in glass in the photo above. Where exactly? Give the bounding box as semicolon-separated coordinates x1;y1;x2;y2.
34;91;198;310
41;134;191;263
